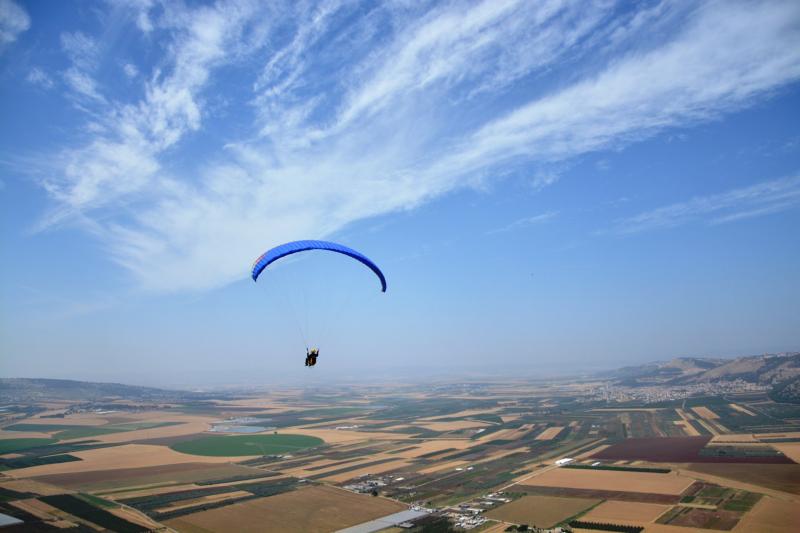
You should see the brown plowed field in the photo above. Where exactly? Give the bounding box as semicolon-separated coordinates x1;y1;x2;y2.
593;436;794;464
593;437;710;462
165;484;405;533
518;485;681;505
660;506;741;530
29;462;259;491
686;463;800;495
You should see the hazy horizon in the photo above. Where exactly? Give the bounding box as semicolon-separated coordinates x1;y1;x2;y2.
2;1;799;385
3;350;798;391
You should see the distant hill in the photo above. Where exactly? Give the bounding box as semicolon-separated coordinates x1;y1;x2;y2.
0;378;181;402
600;352;800;402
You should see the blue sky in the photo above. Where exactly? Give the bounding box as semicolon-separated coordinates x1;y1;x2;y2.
1;0;799;386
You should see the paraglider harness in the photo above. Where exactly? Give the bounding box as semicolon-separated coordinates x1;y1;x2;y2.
305;348;319;367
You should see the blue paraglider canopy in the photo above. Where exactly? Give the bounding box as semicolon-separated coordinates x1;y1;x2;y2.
251;240;387;292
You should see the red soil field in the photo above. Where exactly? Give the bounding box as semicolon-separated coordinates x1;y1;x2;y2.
592;437;795;464
518;485;683;504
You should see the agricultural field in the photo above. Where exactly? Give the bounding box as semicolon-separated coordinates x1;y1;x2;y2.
170;434;324;456
164;485;405;532
486;495;600;528
581;500;669;523
1;377;798;531
519;467;693;495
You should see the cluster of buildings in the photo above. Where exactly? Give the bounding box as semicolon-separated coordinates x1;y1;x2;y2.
441;492;516;530
590;379;769;404
343;474;395;494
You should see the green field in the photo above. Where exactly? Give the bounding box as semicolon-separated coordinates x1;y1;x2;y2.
5;421;180;441
170;434;324;456
5;423;86;432
0;438;58;453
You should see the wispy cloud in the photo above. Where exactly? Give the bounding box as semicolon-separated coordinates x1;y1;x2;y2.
0;0;29;47
27;1;800;291
611;175;800;234
26;67;54;89
122;63;138;79
486;211;558;235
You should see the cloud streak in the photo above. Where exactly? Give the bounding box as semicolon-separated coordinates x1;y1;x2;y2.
28;0;800;291
486;212;558;235
612;175;800;234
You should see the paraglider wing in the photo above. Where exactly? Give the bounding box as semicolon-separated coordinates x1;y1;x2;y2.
251;240;387;292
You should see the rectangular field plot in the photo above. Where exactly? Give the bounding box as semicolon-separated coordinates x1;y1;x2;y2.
520;468;694;495
535;427;564;440
519;485;681;505
733;496;800;533
657;506;742;531
486;495;599;528
593;436;794;463
686;463;800;495
165;485;405;533
582;500;669;523
30;462;262;491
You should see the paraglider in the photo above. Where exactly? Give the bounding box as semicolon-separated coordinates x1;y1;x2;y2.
251;240;386;367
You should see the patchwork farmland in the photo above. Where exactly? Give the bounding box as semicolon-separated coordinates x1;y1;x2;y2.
1;373;799;532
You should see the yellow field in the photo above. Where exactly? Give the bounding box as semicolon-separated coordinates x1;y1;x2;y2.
420;408;501;421
0;478;65;496
9;498;63;521
520;468;693;495
486;495;599;528
771;442;800;463
711;433;757;443
582;500;669;523
419;420;489;431
691;406;720;420
535;426;564;440
156;490;252;513
9;444;237;478
729;403;756;416
575;443;609;459
755;431;800;440
282;427;406;443
165;485;405;533
0;430;54;439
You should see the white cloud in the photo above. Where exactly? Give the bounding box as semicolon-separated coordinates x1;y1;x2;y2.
486;211;558;235
44;1;264;215
64;67;104;101
0;0;29;46
436;1;800;178
60;31;99;69
612;175;800;234
123;63;138;78
35;1;800;291
26;67;54;89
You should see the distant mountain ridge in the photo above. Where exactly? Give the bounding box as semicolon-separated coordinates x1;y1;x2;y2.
0;377;179;402
600;352;800;402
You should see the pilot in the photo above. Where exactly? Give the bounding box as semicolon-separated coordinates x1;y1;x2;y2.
305;347;319;367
